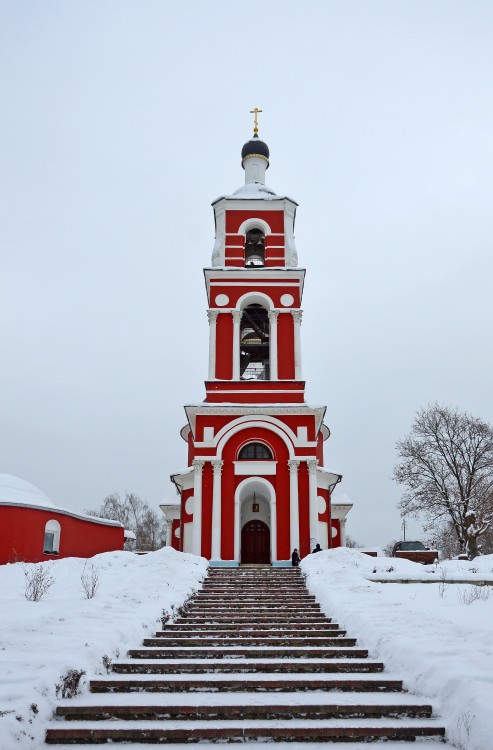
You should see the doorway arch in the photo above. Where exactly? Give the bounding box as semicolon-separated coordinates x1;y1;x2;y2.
234;476;276;563
241;520;270;564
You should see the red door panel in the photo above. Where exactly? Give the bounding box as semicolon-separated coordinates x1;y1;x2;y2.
241;520;270;564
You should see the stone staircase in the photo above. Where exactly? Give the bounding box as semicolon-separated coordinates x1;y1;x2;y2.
46;566;447;746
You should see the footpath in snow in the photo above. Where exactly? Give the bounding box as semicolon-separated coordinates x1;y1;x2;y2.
0;547;207;750
302;548;493;750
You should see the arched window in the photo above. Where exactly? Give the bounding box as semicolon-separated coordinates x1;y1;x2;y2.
238;442;273;460
244;229;265;267
43;519;61;555
240;304;270;380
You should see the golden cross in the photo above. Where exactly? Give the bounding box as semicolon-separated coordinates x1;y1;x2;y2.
250;107;262;136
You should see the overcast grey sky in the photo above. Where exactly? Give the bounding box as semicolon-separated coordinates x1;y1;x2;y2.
1;1;492;547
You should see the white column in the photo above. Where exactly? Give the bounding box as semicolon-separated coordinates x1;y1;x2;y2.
210;460;224;560
234;497;240;562
270;496;277;562
165;518;173;547
288;460;300;551
307;459;319;545
232;310;243;380
207;310;219;380
340;518;347;547
191;459;205;556
292;310;303;380
268;310;279;380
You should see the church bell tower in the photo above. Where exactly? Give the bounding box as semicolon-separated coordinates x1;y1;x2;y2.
166;111;350;565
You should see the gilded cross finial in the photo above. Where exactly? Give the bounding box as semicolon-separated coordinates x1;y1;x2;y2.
250;107;262;136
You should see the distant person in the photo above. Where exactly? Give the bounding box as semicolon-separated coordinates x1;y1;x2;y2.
312;543;322;554
291;548;300;567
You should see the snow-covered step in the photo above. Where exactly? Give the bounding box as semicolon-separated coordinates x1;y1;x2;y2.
46;717;446;744
142;636;355;647
55;702;434;722
46;743;450;750
112;658;385;674
89;675;404;693
56;690;431;708
127;646;369;659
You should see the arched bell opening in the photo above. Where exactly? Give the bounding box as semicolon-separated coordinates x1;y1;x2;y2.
244;228;265;267
240;304;270;380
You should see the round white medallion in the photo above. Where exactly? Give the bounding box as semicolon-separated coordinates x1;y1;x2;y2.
317;496;326;514
185;496;194;516
215;294;229;307
174;527;181;539
331;523;338;538
280;294;294;307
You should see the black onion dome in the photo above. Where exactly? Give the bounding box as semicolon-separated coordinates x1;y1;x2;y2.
241;135;270;167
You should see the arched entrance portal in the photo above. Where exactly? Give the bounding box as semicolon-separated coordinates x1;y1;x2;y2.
241;520;270;564
234;476;276;564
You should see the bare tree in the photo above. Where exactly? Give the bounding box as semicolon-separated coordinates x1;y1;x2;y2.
86;492;166;551
394;404;493;559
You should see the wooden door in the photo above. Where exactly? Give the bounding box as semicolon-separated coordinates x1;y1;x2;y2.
241;520;270;564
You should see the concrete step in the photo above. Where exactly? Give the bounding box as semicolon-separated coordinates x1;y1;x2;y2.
142;637;356;647
89;676;404;693
127;647;369;660
155;628;345;637
44;741;451;749
172;616;332;624
55;702;433;721
112;660;385;674
46;718;445;744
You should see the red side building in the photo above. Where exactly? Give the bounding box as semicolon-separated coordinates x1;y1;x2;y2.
163;122;351;565
0;474;125;564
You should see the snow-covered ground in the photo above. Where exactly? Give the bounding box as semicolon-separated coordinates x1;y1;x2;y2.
2;547;493;750
0;547;207;749
302;548;493;750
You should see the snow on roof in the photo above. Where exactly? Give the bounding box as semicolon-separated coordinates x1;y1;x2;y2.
0;473;56;509
123;529;136;540
231;181;279;198
331;488;353;506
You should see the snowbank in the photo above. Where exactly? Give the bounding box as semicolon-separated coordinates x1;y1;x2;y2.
0;547;207;749
302;548;493;750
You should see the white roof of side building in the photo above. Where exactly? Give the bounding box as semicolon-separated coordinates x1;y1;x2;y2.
0;473;56;509
0;473;123;527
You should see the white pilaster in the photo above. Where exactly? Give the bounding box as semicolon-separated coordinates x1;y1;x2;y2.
210;459;224;560
165;518;173;547
292;310;303;380
232;310;242;380
340;517;347;547
307;459;319;545
191;459;205;556
234;497;240;562
207;310;219;380
268;310;279;381
270;497;277;562
288;460;300;551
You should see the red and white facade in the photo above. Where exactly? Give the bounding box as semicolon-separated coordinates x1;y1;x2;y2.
164;129;351;565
